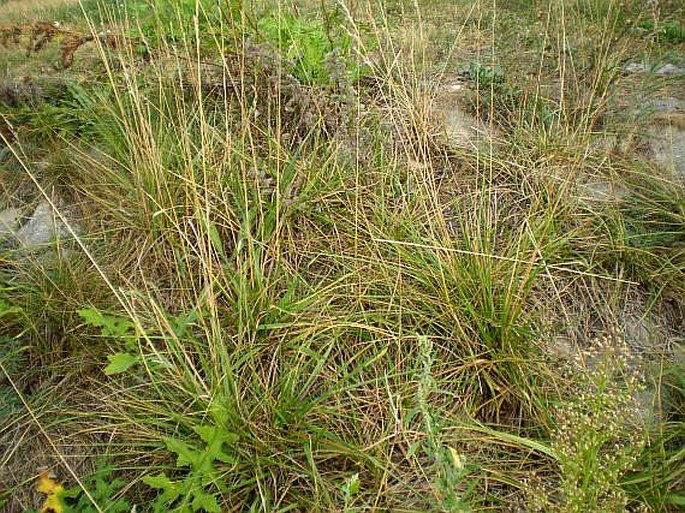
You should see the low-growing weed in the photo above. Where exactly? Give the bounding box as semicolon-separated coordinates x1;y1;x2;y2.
408;336;475;512
143;412;239;513
78;307;140;375
257;9;361;85
26;467;131;513
63;467;132;513
341;472;361;512
529;332;650;512
636;19;685;44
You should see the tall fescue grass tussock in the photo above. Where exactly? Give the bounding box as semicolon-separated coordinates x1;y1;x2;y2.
1;0;684;511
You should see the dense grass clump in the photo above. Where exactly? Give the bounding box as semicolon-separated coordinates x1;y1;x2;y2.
1;1;683;512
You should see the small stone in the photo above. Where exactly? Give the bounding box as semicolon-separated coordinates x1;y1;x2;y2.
651;98;683;112
579;180;628;203
655;63;683;75
624;62;648;74
15;201;68;247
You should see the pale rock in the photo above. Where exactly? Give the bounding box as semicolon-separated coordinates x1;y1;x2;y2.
15;201;69;247
655;63;683;75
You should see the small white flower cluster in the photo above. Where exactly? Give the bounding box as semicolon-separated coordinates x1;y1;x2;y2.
528;329;650;512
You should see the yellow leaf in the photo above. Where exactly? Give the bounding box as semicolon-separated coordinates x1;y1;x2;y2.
36;470;61;494
36;470;67;513
40;493;66;513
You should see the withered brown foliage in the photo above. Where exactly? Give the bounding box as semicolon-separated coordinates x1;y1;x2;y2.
0;22;120;68
189;42;360;146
